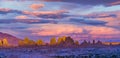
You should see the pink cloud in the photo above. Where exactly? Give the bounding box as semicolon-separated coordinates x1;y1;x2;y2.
86;11;120;27
27;24;83;36
84;26;120;35
23;10;68;16
0;8;11;12
30;4;45;10
109;1;120;6
84;26;120;39
26;24;120;40
15;15;28;19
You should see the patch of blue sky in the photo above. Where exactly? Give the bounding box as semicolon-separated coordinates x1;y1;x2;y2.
69;5;120;15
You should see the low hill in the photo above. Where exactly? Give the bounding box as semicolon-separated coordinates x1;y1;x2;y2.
0;32;21;46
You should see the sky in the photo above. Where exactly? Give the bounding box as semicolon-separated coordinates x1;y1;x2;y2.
0;0;120;42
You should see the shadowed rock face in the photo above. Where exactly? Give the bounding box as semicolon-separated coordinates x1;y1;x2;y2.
0;32;21;46
60;36;75;47
65;36;74;44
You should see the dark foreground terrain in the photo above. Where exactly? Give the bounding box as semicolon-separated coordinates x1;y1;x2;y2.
0;47;120;58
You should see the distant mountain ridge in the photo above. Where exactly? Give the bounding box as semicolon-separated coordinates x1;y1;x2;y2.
0;32;21;46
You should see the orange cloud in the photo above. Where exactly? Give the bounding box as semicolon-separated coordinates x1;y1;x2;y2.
30;4;45;10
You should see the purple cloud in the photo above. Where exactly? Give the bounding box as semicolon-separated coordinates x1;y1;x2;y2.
69;18;107;26
0;19;57;24
42;0;120;6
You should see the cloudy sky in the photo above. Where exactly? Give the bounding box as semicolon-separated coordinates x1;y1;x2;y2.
0;0;120;42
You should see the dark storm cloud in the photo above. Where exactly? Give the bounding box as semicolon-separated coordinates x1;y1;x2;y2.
0;19;57;24
69;18;107;26
42;0;120;6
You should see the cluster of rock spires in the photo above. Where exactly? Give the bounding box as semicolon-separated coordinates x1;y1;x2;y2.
0;32;120;48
